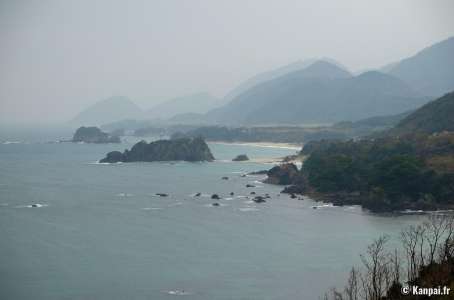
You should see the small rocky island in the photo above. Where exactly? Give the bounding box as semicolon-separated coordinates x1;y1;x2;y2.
100;137;214;163
232;154;249;161
72;126;120;143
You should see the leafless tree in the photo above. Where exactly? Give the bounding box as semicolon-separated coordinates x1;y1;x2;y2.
344;267;359;300
359;235;391;300
401;224;425;282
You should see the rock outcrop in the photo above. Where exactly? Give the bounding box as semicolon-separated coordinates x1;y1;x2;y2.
264;163;300;185
232;154;249;161
99;137;214;163
72;126;120;143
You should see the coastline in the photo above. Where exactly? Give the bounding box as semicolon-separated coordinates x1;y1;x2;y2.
209;141;302;150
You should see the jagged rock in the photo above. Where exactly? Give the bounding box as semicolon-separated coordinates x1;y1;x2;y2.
195;193;201;197
212;202;220;207
232;154;249;161
99;137;214;163
281;184;306;194
250;191;256;195
211;194;220;200
72;126;120;143
246;184;255;188
264;163;300;185
290;194;297;199
100;151;125;163
253;196;266;203
156;193;168;197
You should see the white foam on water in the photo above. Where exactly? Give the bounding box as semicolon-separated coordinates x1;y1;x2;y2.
164;289;191;296
116;193;134;197
239;207;259;212
168;202;183;207
142;207;163;210
16;204;48;208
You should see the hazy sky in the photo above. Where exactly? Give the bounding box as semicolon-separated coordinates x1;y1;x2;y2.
1;0;454;124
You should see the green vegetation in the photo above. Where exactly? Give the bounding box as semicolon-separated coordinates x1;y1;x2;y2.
300;134;454;211
270;92;454;212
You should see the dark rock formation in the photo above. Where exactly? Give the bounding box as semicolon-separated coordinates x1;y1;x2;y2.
253;196;266;203
246;184;255;188
156;193;168;197
264;163;300;185
195;193;201;197
222;176;229;180
248;170;268;175
99;137;214;163
72;126;120;143
211;194;220;200
212;202;220;207
232;154;249;161
230;192;234;196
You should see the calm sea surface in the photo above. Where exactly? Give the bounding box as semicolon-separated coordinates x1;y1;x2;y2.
0;135;423;300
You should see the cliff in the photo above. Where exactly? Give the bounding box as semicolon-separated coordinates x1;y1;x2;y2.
72;126;120;143
99;137;214;163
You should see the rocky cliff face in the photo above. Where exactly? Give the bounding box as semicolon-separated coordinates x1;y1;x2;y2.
72;126;120;143
264;163;300;185
99;137;214;163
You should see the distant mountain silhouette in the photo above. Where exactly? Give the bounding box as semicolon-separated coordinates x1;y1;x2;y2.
223;58;348;102
70;96;144;126
147;92;223;120
387;36;454;97
206;61;428;125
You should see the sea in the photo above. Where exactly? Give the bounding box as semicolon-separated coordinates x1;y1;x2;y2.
0;129;424;300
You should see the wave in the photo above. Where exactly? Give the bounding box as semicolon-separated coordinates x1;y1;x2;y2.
2;141;23;145
116;193;134;197
239;207;259;212
16;203;48;208
164;290;191;296
89;161;123;165
142;207;163;210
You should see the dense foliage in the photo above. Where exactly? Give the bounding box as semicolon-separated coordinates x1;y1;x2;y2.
301;134;454;211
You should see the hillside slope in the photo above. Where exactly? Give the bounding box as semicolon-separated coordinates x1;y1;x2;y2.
207;61;427;125
388;36;454;97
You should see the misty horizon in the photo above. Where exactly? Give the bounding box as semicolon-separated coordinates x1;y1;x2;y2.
1;0;454;124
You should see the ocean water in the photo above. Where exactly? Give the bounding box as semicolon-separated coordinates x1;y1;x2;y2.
0;139;423;300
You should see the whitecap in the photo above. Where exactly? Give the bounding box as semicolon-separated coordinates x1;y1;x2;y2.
164;290;191;296
16;204;48;208
239;207;259;212
2;141;22;145
116;193;134;197
168;202;183;207
142;207;163;210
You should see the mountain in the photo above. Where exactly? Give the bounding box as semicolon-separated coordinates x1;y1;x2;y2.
389;91;454;136
223;58;348;102
147;92;223;120
207;61;428;125
387;36;454;97
71;96;144;126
